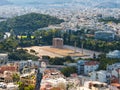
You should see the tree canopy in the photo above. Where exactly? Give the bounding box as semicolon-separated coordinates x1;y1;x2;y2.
0;13;64;33
61;66;77;77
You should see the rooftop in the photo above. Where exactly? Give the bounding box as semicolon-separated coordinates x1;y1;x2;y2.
0;53;8;56
0;66;16;73
111;83;120;88
85;61;99;66
53;38;63;40
95;30;115;34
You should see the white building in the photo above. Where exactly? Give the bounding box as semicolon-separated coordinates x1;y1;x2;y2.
90;70;111;83
4;32;11;39
7;83;18;90
41;78;67;90
84;61;99;75
77;60;99;75
107;63;120;83
106;50;120;59
0;54;8;66
82;81;109;90
107;63;120;71
95;30;115;41
77;60;86;75
111;69;119;79
17;60;40;73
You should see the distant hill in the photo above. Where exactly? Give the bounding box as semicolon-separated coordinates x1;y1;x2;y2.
95;2;120;8
0;0;12;5
5;0;120;8
0;13;64;34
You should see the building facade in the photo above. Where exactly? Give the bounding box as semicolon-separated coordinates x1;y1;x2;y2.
106;50;120;59
0;54;8;66
90;70;111;83
95;30;115;41
77;60;99;75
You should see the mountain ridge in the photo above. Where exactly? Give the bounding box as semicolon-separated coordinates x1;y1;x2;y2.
95;2;120;8
3;0;120;8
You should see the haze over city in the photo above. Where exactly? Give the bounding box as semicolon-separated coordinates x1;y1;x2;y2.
0;0;120;8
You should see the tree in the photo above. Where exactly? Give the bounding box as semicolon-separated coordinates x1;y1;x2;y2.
18;81;25;90
8;49;39;61
30;49;36;54
0;32;3;39
0;13;64;34
64;56;74;63
95;54;120;70
12;73;20;82
18;82;35;90
24;85;35;90
61;66;77;77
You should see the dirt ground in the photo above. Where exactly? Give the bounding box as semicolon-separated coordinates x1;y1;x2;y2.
23;46;84;58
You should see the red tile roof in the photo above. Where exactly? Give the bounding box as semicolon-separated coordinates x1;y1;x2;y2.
85;61;99;66
111;76;119;83
111;83;120;88
0;66;16;73
116;68;120;73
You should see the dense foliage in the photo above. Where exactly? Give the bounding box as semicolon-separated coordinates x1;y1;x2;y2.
97;54;120;70
12;73;20;82
33;29;120;52
8;49;39;61
0;32;4;39
0;36;18;52
0;13;64;33
49;56;75;65
61;66;77;77
1;29;120;54
18;82;34;90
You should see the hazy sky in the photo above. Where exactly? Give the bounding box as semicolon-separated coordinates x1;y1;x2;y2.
3;0;120;8
8;0;67;2
6;0;120;4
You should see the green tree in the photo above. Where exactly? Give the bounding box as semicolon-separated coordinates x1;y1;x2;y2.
61;66;77;77
24;85;34;90
30;49;36;54
0;13;64;34
8;49;39;61
12;73;20;82
0;32;3;39
18;81;25;90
